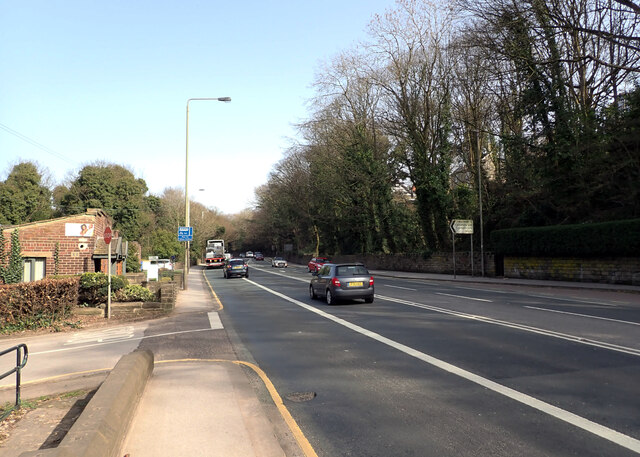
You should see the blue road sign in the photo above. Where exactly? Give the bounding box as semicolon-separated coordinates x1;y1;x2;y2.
178;226;193;242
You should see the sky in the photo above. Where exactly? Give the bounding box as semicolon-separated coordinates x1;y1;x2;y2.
0;0;398;214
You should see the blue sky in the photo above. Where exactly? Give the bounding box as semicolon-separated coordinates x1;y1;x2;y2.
1;0;397;214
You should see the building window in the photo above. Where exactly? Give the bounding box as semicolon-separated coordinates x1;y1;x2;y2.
23;258;46;282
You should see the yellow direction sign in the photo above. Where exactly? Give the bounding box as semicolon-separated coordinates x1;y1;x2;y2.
450;219;474;234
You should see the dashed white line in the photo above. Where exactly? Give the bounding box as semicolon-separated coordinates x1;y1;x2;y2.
436;292;492;302
526;306;640;326
384;285;417;291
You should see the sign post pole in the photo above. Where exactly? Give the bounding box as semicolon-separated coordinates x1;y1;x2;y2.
450;221;456;279
103;227;113;319
450;220;474;279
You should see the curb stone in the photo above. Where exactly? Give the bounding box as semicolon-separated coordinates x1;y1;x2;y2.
18;349;153;457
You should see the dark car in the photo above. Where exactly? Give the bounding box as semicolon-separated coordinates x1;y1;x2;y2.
254;252;264;261
308;256;330;273
223;258;249;279
309;263;374;305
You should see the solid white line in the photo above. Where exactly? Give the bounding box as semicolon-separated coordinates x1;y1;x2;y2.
525;306;640;326
436;292;492;302
384;285;417;291
244;278;640;454
208;311;224;329
30;328;215;355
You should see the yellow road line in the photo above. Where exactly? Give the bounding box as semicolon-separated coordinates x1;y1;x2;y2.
156;358;318;457
202;268;224;311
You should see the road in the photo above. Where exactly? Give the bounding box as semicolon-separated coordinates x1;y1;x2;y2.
1;261;638;456
207;260;640;457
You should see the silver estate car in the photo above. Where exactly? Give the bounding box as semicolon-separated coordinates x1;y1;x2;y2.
309;263;374;305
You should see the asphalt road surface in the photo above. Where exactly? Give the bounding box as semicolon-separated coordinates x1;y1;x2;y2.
207;260;640;457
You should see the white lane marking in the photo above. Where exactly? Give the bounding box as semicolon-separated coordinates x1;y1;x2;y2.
32;328;215;355
378;295;640;357
65;326;135;345
251;270;640;356
526;306;640;326
384;285;417;291
244;278;640;454
436;292;492;302
208;312;224;329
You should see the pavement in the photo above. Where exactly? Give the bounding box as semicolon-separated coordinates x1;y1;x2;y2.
1;264;638;457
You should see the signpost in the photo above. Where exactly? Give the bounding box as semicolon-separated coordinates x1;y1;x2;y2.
449;219;474;278
104;227;112;319
178;226;193;242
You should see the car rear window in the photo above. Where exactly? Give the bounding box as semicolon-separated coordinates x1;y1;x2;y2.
229;260;244;266
336;265;369;276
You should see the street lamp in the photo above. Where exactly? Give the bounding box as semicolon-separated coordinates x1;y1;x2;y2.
184;97;231;289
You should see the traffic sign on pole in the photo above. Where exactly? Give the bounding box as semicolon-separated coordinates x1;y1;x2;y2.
178;226;193;242
450;219;474;234
104;227;112;244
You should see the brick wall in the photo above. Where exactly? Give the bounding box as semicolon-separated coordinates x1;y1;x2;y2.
1;210;113;278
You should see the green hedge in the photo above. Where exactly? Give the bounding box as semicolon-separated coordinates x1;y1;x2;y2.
490;219;640;257
79;272;128;305
0;277;79;329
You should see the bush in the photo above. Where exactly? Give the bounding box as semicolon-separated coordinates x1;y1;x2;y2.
490;219;640;257
115;284;155;302
79;273;128;305
0;277;79;331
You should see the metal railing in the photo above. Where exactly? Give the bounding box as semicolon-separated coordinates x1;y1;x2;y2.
0;343;28;420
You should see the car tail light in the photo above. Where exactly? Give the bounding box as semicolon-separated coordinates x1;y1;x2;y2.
369;277;374;286
331;277;341;287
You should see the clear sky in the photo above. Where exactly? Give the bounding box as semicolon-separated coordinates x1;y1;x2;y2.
1;0;397;214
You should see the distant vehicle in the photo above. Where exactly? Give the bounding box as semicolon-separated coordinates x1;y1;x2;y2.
157;259;173;270
223;259;249;279
308;256;330;273
271;257;288;268
254;252;264;261
245;251;254;258
205;239;226;269
309;263;374;305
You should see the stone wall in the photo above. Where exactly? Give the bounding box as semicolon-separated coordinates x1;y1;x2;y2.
288;252;495;276
504;256;640;285
287;252;639;285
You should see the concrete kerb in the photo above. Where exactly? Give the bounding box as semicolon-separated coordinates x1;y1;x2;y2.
18;349;154;457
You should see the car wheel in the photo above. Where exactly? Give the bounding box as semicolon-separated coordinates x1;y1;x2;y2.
326;289;334;305
309;285;317;300
365;296;374;303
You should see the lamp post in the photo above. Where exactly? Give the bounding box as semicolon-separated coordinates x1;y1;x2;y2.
184;97;231;289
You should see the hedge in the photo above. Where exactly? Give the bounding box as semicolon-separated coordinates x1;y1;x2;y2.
0;277;80;327
490;219;640;257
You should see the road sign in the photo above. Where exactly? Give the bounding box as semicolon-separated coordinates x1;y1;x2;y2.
103;227;112;244
450;219;473;234
178;226;193;242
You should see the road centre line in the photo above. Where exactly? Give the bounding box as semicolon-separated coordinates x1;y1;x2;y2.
243;278;640;454
436;292;491;302
525;306;640;326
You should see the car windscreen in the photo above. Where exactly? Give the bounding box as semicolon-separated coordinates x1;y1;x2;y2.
336;265;369;276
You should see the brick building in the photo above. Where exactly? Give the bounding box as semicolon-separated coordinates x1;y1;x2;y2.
0;209;130;282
